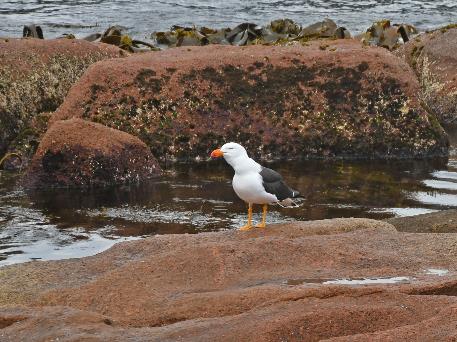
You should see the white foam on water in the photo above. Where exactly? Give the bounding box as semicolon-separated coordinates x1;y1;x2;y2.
323;277;410;285
408;192;457;207
368;207;438;217
423;179;457;191
431;170;457;181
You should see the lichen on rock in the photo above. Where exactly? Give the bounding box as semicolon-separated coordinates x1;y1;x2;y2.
52;40;447;162
0;38;124;165
397;26;457;124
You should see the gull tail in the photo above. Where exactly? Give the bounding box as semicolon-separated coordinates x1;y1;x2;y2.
277;189;302;208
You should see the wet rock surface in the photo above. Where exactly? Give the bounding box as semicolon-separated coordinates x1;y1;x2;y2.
52;40;448;162
398;26;457;124
24;118;161;188
387;208;457;233
1;218;457;340
0;38;125;164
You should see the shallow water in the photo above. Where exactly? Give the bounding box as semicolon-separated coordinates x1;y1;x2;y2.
1;1;456;39
285;268;452;286
2;153;457;266
286;276;412;285
1;0;457;266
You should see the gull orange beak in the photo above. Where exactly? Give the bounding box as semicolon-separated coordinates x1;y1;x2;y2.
211;148;223;158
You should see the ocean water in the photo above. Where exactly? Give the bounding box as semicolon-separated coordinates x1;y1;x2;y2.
0;0;456;39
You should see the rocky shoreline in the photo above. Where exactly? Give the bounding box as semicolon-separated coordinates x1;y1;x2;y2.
2;20;457;341
2;24;457;185
2;216;457;340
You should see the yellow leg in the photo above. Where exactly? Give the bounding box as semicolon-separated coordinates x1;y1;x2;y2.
256;204;268;228
239;203;253;231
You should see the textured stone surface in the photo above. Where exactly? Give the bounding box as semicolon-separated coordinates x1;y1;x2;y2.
398;26;457;124
387;208;457;233
1;218;457;340
52;40;448;161
24;118;160;188
0;38;124;161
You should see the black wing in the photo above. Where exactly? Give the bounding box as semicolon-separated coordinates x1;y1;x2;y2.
259;167;300;201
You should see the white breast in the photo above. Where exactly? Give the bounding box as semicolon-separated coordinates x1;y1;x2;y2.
232;172;278;204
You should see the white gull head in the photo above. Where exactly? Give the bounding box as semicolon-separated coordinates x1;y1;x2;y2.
212;142;260;174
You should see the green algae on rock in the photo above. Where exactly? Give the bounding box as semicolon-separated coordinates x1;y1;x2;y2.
0;38;125;165
52;40;448;162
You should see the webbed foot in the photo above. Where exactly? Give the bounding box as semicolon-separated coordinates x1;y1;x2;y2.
239;224;254;231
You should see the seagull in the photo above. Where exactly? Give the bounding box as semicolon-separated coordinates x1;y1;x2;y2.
210;142;300;231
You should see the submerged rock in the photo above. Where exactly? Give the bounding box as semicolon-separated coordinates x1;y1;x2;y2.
397;25;457;124
24;118;161;188
2;218;457;340
52;40;447;161
0;38;124;165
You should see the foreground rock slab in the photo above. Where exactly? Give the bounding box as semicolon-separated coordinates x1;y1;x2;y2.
399;26;457;124
24;118;161;188
0;38;124;162
2;218;457;340
52;40;447;161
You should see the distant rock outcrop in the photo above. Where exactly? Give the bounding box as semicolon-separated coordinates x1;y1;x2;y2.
52;40;448;161
24;118;160;188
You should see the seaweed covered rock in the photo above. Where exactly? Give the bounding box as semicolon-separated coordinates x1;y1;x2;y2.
152;19;350;48
0;38;125;164
360;20;417;50
24;118;160;188
53;40;448;161
397;25;457;124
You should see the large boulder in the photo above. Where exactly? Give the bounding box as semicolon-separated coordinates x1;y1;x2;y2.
2;219;457;340
398;26;457;124
52;39;448;161
0;38;125;162
24;118;160;188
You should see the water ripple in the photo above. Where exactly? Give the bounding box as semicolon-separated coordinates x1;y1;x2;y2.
1;0;456;38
